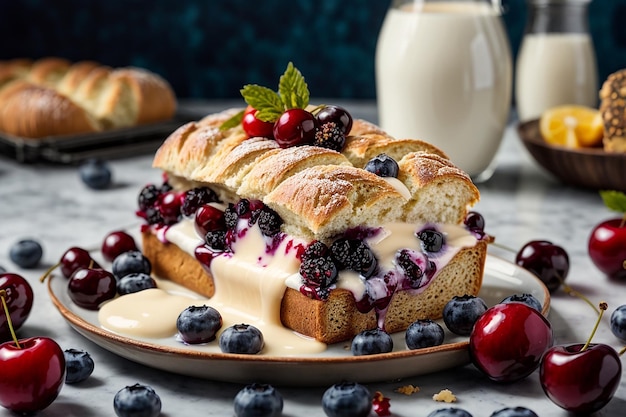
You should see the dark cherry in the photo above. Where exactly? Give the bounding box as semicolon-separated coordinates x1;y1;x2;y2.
157;190;184;225
464;211;485;232
515;240;569;293
59;247;100;278
242;105;274;138
316;105;353;134
194;204;226;238
0;273;34;341
273;109;318;148
68;268;117;310
101;231;138;263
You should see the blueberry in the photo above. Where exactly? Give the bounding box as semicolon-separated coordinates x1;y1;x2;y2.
417;228;446;253
405;319;445;349
117;272;157;295
233;383;283;417
9;238;43;268
112;251;152;280
79;158;112;190
500;293;542;312
113;383;161;417
177;305;223;344
364;153;399;178
322;382;371;417
427;408;473;417
351;328;393;356
610;304;626;342
442;295;488;336
64;348;95;384
490;406;539;417
219;323;264;354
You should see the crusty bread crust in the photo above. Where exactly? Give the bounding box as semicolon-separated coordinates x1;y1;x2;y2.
0;57;176;138
600;69;626;153
142;231;487;344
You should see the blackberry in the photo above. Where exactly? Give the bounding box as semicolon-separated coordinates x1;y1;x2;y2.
236;199;251;216
330;238;377;277
144;207;163;225
224;203;238;229
397;249;424;288
138;184;160;211
257;207;283;236
313;122;346;151
303;241;329;259
299;256;338;288
417;227;446;252
181;187;219;216
364;153;399;178
205;230;228;251
160;181;173;193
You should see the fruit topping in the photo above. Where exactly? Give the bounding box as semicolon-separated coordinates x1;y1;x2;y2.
499;293;542;312
417;228;445;253
233;383;283;417
396;249;431;288
68;267;117;310
610;304;626;342
322;382;372;417
0;274;33;342
79;158;112;190
112;250;152;280
442;295;487;336
316;105;353;135
427;408;473;417
194;204;226;238
351;328;394;356
273;108;318;147
181;186;220;217
588;190;626;279
405;319;445;350
329;237;377;278
113;383;162;417
490;407;538;417
9;238;43;269
101;230;138;263
515;240;569;292
116;272;157;295
63;348;94;384
205;230;229;251
364;154;399;178
469;302;553;383
157;190;184;225
176;305;223;344
299;255;338;289
138;184;161;211
539;303;622;414
257;206;283;236
219;323;264;354
314;121;346;151
242;105;275;139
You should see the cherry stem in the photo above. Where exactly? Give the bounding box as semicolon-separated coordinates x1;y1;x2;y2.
39;261;60;283
580;302;607;352
0;290;21;349
619;346;625;356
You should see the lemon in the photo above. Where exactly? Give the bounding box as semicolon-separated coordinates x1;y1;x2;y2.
539;105;604;148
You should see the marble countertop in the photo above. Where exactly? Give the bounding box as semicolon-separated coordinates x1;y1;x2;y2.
0;102;624;417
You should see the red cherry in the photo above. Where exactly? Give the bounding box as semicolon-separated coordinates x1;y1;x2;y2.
515;240;569;293
0;337;65;414
242;105;274;138
588;218;626;279
101;230;138;262
59;247;101;278
273;109;318;148
540;343;622;413
0;274;33;342
157;191;184;225
194;204;226;238
68;268;117;310
469;302;553;382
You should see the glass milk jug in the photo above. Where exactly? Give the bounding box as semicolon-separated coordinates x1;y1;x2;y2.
515;0;598;121
375;0;512;182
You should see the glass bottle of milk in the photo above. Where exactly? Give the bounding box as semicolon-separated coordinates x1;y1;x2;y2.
515;0;598;121
375;0;512;183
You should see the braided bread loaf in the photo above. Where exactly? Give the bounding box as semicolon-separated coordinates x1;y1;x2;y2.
143;109;487;344
0;57;176;138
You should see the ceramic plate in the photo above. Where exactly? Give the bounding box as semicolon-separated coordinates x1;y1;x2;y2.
48;255;550;386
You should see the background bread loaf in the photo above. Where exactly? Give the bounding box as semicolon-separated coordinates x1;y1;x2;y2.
0;57;177;138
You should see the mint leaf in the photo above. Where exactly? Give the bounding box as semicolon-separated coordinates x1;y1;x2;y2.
219;109;245;131
278;62;309;110
240;84;284;122
599;190;626;213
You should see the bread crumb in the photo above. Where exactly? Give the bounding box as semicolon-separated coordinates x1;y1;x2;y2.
394;384;420;395
432;389;456;403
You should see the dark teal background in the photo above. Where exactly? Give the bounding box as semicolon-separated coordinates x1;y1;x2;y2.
1;0;624;101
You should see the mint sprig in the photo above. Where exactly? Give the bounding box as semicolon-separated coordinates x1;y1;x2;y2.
599;190;626;213
220;62;310;130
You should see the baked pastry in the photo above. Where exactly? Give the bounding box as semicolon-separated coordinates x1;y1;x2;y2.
599;69;626;153
0;57;176;138
138;106;489;344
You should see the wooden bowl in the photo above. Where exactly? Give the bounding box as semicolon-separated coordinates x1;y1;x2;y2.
518;119;626;192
